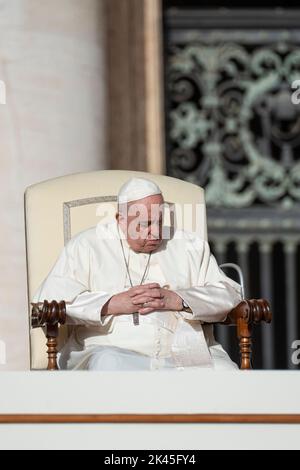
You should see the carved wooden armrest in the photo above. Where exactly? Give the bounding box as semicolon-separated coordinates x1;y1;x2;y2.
31;300;67;371
223;299;272;370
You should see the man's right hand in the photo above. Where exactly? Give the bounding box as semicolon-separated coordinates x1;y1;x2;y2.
101;283;165;316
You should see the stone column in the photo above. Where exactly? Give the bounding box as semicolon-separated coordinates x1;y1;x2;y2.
107;0;165;174
0;0;108;369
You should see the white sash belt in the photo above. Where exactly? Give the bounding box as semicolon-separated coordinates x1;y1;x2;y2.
113;312;178;334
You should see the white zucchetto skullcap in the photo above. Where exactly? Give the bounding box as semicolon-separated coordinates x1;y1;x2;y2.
118;177;162;204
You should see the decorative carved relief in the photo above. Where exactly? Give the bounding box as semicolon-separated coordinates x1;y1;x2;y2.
167;34;300;208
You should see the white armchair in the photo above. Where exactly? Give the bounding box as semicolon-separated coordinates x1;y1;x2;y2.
25;170;271;370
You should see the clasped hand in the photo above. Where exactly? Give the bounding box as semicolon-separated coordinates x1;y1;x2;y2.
104;283;182;316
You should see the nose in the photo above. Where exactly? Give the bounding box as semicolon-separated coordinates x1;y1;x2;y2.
149;222;160;240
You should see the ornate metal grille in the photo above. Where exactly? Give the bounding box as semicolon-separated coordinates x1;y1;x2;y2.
164;8;300;369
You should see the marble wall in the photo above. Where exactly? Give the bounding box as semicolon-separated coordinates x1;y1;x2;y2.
0;0;108;369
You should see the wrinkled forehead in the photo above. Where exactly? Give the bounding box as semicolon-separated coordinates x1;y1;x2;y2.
119;195;165;220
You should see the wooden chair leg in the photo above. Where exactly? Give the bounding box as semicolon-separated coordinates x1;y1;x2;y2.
46;323;59;371
227;299;271;370
237;317;252;370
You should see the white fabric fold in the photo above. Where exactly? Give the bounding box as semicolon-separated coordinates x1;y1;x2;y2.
171;317;212;368
66;291;113;326
173;238;242;323
175;280;241;323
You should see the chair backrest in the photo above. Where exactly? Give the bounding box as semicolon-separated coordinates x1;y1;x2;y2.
25;170;207;369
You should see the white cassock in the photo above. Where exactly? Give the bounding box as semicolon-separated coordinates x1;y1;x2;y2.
33;220;242;371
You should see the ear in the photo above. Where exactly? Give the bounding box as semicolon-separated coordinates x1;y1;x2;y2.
116;212;124;224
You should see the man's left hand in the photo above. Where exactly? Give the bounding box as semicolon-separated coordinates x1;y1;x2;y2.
131;286;182;314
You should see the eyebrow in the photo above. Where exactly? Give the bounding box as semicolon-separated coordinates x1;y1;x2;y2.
139;216;163;224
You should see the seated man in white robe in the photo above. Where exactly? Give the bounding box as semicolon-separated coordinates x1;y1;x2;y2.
33;177;242;371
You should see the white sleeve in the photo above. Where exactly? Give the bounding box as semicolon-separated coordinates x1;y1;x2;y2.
174;240;242;323
32;236;113;326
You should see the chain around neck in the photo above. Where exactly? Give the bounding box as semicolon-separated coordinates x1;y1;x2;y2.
117;224;152;326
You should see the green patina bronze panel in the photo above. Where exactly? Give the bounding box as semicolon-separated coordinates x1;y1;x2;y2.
165;16;300;208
